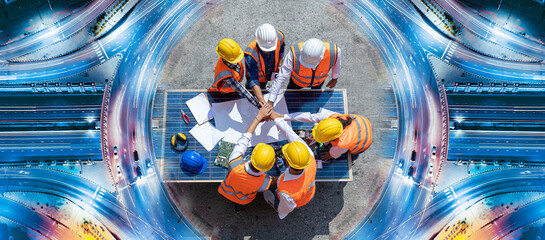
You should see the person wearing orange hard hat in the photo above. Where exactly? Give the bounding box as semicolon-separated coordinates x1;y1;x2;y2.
218;104;276;213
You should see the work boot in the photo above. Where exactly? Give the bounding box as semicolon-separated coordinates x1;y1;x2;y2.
234;203;246;213
263;190;276;211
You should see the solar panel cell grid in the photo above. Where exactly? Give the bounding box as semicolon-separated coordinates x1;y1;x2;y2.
153;89;351;182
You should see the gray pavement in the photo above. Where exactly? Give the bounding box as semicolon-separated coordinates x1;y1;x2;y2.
159;0;394;238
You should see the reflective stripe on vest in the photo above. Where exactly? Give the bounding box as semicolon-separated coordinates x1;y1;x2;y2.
218;156;271;205
291;42;337;88
244;31;284;83
330;114;373;154
277;157;317;208
210;57;244;93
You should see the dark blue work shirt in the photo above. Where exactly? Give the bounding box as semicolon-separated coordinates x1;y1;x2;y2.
244;42;285;89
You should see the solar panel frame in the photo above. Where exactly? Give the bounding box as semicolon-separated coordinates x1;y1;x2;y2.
154;89;352;182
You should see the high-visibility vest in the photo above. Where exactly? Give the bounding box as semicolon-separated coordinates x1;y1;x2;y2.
290;42;337;88
277;156;317;208
218;156;272;205
209;57;245;93
244;30;285;83
329;113;373;154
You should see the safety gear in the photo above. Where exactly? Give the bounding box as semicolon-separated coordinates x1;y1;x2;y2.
277;157;316;208
282;141;311;170
255;23;278;52
209;57;245;93
180;150;207;174
300;38;325;69
244;30;285;83
330;114;373;154
216;38;244;64
313;118;343;143
250;143;275;172
171;133;188;152
218;156;272;205
291;41;337;88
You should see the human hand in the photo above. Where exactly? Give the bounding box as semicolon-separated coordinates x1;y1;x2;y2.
270;111;284;120
321;152;334;161
256;103;273;122
259;100;272;121
326;78;338;88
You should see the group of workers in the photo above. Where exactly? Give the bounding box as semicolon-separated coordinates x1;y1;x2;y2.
213;24;372;219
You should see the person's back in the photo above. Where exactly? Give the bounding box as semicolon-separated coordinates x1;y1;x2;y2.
276;148;317;209
217;104;275;212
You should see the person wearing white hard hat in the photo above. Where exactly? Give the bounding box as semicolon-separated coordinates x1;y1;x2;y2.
244;23;286;106
267;38;341;105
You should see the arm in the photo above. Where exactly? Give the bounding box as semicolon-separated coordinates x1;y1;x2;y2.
326;47;341;88
224;77;262;109
244;54;266;104
283;112;334;123
228;105;272;161
271;112;314;157
267;49;294;105
322;146;348;161
252;85;266;106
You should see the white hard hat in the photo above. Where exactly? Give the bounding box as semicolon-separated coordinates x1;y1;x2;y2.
300;38;325;69
255;23;278;52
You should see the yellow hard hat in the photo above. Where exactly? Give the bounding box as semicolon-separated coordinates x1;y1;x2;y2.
312;118;343;143
216;38;244;64
250;143;275;172
282;141;311;170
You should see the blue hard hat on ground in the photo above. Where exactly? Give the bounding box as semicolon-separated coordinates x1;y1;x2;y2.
180;150;207;174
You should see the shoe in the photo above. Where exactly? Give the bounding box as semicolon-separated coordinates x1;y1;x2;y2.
234;204;246;213
263;190;275;209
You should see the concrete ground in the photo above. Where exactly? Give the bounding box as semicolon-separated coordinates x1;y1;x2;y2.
159;0;394;239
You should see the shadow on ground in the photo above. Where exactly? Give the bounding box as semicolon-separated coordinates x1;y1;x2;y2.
168;181;347;239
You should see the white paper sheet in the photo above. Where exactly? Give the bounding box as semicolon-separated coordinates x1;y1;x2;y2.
189;121;223;151
186;93;215;125
212;93;291;146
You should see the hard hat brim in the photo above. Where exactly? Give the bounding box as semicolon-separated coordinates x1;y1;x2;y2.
257;40;277;52
300;57;319;69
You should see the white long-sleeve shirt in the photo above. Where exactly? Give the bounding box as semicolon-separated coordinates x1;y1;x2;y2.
283;112;348;159
267;47;342;103
263;117;315;219
228;132;263;177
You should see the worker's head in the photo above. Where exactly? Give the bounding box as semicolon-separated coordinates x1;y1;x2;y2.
313;118;343;143
282;141;311;170
255;23;277;52
300;38;325;69
250;143;275;172
216;38;244;64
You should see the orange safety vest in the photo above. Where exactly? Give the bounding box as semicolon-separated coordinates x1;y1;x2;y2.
329;113;373;154
277;156;317;208
218;156;272;205
244;30;285;83
290;42;337;88
209;57;245;93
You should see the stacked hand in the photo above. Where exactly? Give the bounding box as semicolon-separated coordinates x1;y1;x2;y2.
256;102;273;122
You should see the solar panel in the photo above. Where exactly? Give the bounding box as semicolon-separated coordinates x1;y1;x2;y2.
153;89;352;182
